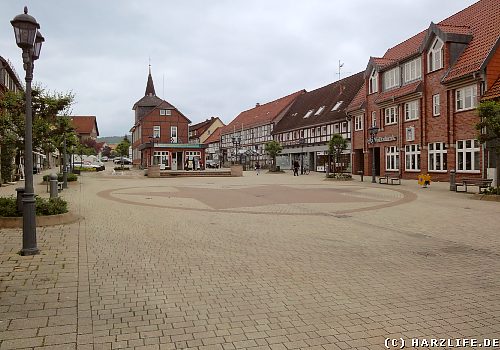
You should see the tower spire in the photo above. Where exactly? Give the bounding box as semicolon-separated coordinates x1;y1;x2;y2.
145;64;156;97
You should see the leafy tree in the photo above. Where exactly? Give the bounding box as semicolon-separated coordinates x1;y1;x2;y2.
0;87;73;183
264;140;283;171
115;136;131;169
81;138;98;155
476;100;500;187
101;145;112;157
328;134;348;175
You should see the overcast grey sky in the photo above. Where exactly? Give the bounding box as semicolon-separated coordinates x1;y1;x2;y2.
1;0;478;137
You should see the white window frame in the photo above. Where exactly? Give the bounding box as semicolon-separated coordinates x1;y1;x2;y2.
404;101;419;121
428;37;443;72
432;94;440;116
170;126;178;143
405;144;420;171
383;67;400;90
456;139;480;172
456;85;477;112
386;146;399;171
315;106;325;116
428;142;447;172
371;111;377;127
153;125;160;138
304;109;314;118
406;126;415;142
331;101;343;111
354;115;363;131
384;106;398;125
159;109;172;116
369;69;378;94
403;57;422;83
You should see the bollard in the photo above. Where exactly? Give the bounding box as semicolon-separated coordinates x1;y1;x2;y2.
15;187;25;213
449;169;456;191
49;173;59;198
358;170;364;182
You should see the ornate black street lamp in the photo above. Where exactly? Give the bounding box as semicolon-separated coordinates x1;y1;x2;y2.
11;7;44;256
231;135;241;164
368;126;379;183
299;138;305;174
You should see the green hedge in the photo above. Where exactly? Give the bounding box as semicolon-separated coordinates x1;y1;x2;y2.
481;186;500;195
74;166;96;172
43;173;78;182
0;196;68;217
114;166;130;171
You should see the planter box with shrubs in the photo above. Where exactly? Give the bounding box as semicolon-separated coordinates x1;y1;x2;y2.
43;173;78;183
0;196;68;217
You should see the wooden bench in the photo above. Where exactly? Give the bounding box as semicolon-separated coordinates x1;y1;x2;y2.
455;178;493;193
379;175;401;185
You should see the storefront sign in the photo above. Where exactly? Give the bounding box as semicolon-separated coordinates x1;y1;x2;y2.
368;135;397;144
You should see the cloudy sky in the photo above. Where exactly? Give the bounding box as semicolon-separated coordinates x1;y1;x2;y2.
1;0;477;137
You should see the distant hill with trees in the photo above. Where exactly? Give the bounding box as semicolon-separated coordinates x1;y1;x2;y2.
97;135;131;145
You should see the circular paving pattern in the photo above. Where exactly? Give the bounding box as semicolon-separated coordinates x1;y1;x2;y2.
97;184;417;216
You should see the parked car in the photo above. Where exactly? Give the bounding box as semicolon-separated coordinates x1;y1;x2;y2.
101;156;109;162
113;157;132;165
73;161;105;171
205;160;219;168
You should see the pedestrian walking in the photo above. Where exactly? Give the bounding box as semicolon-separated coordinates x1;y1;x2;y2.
293;160;300;176
255;161;260;175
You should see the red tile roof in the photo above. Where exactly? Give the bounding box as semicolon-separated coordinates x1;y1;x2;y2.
203;126;223;144
70;116;99;136
273;72;365;133
369;0;499;84
374;81;422;105
222;90;305;134
437;24;472;35
441;0;500;82
383;31;427;62
346;82;366;113
481;76;500;101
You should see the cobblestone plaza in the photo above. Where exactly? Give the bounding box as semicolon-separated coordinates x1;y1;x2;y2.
1;170;499;349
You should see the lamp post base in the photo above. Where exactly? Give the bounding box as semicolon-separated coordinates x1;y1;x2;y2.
20;247;40;256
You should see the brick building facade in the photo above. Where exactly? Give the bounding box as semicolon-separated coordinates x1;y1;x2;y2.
130;67;205;170
347;0;500;184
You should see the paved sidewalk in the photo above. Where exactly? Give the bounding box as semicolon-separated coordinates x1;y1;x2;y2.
1;170;499;349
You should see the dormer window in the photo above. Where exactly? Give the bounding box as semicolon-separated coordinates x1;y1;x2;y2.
428;37;444;72
315;106;325;116
331;101;343;111
369;69;378;94
304;109;314;118
403;57;422;83
383;67;400;90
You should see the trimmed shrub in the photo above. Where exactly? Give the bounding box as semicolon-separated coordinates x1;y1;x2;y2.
0;196;68;217
114;166;130;171
43;173;78;182
74;166;96;172
326;173;353;180
481;186;500;195
35;197;68;216
0;196;19;217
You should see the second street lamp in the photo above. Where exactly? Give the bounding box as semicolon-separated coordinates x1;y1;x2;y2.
368;126;379;183
11;7;43;255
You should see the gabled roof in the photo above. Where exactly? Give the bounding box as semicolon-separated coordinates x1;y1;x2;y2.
441;0;500;82
189;117;222;136
70;116;99;137
481;77;500;101
273;72;365;133
368;0;500;83
346;82;366;113
222;90;305;134
203;126;224;144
